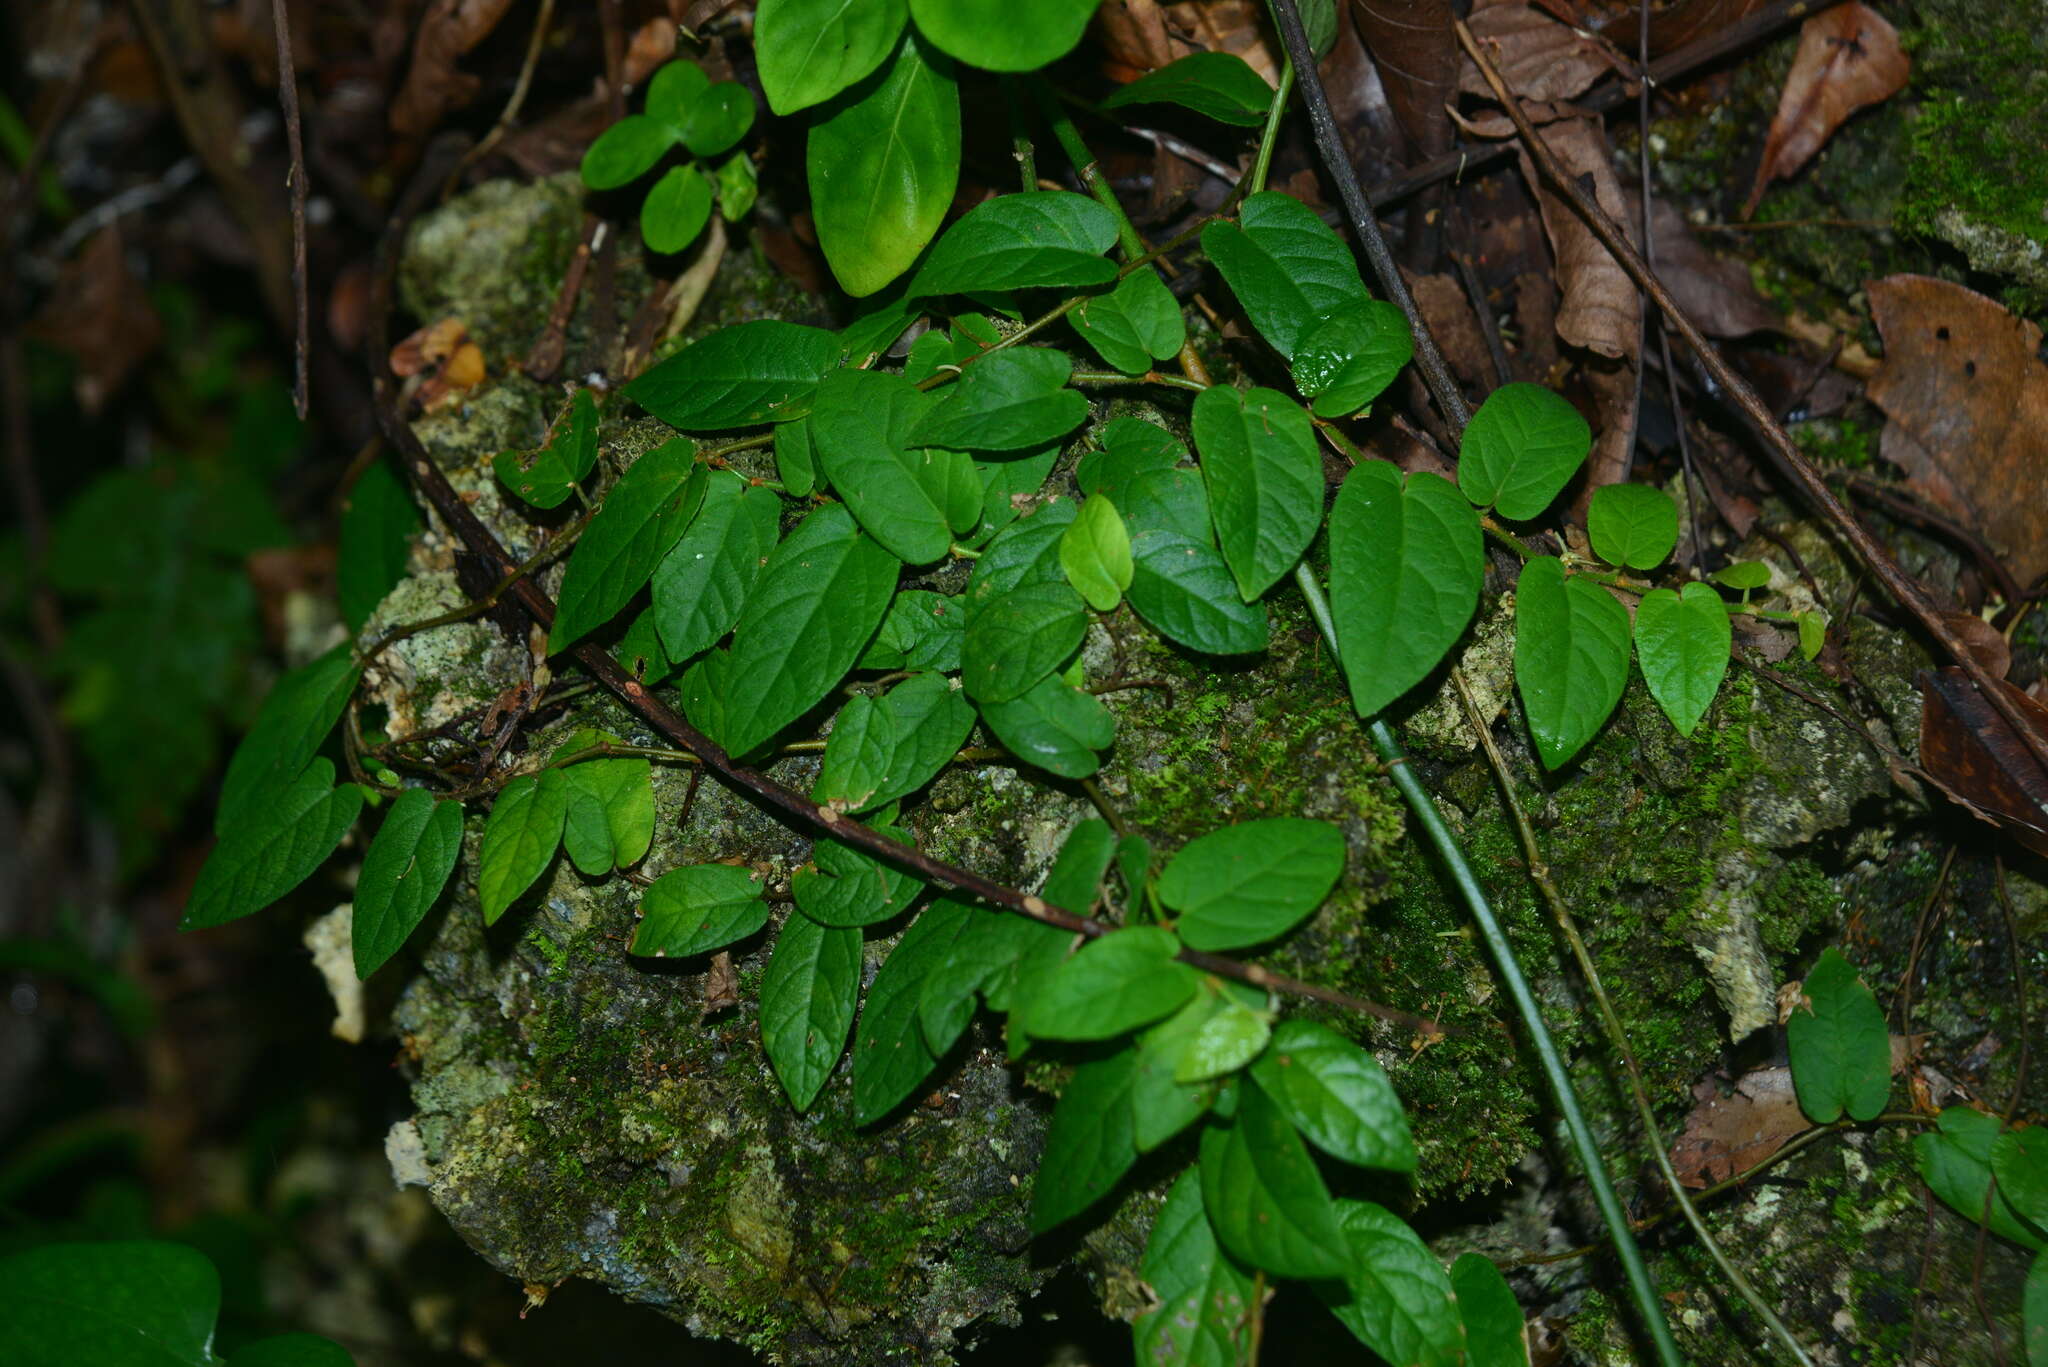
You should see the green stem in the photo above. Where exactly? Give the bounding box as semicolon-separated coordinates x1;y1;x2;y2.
1001;76;1037;192
1031;76;1145;263
1070;369;1208;393
1249;60;1295;196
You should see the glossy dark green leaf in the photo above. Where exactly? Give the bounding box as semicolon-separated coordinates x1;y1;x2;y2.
759;910;863;1111
912;347;1088;452
1787;946;1892;1124
551;736;654;876
1157;818;1345;952
962;580;1088;703
0;1240;219;1367
1317;1201;1466;1367
352;788;464;979
758;0;908;113
1178;995;1271;1083
337;458;420;629
1200;191;1369;358
966;499;1076;613
979;676;1115;778
1127;528;1269;655
1192;384;1323;601
1328;461;1482;720
1588;482;1678;570
1132;1169;1258;1367
477;773;568;924
809;29;959;297
640;165;713;254
216;644;360;834
1916;1107;2045;1250
1634;582;1731;738
917;895;1022;1051
651;472;782;662
1028;1048;1141;1233
1452;1252;1528;1367
1071;268;1188;374
580;114;673;190
810;367;955;563
1457;382;1592;520
1291;300;1412;418
225;1333;354;1367
1060;494;1133;612
1132;998;1224;1151
795;814;923;927
492;388;600;510
774;415;818;496
1100;50;1274;126
1513;557;1631;769
678;81;754;158
1042;817;1119;912
1199;1079;1349;1278
910;191;1119;298
969;446;1059;542
724;505;900;755
630;864;768;958
815;671;976;812
185;760;361;930
1249;1019;1416;1170
1076;416;1186;498
858;589;965;671
1996;1128;2048;1233
1023;925;1200;1040
910;0;1097;72
626;320;844;429
549;440;707;651
852;897;974;1123
616;605;676;684
1122;466;1211;543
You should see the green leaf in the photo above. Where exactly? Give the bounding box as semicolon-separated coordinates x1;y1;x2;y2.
1115;834;1151;905
917;896;1022;1050
909;0;1097;72
0;1240;219;1367
967;499;1075;612
859;589;965;671
1328;462;1482;720
1199;1078;1349;1278
1200;191;1369;359
549;440;708;651
758;0;909;114
794;814;924;927
1588;482;1678;570
1457;382;1592;520
1293;0;1339;55
1157;818;1345;952
2027;1251;2048;1367
1316;1201;1466;1367
678;82;754;158
1996;1128;2048;1232
185;760;362;930
716;150;758;220
1249;1019;1416;1170
852;898;974;1122
724;505;900;756
640;165;713;254
815;671;976;812
962;581;1088;703
1633;582;1731;738
617;605;676;683
580;114;673;190
910;191;1119;298
1786;946;1892;1124
1042;816;1119;914
493;388;600;511
1023;925;1200;1040
1797;610;1826;661
810;367;957;563
1071;269;1187;375
217;643;360;834
1077;416;1186;498
1712;559;1771;591
969;446;1058;541
630;864;767;957
1122;466;1211;543
1060;494;1134;612
477;774;568;923
650;472;782;662
1192;384;1323;602
1132;1169;1258;1367
1452;1252;1527;1367
1130;996;1225;1150
810;29;960;297
626;319;844;430
759;910;863;1111
337;458;420;629
839;287;921;369
1127;528;1270;656
1178;995;1271;1083
226;1333;355;1367
1513;557;1631;769
979;675;1115;778
551;738;654;877
352;789;463;979
1915;1107;2045;1250
1100;50;1274;126
644;60;712;127
1028;1048;1141;1233
774;415;818;496
911;347;1088;452
1291;300;1413;418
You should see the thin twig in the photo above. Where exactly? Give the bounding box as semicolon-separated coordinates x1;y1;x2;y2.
269;0;310;419
445;0;556;193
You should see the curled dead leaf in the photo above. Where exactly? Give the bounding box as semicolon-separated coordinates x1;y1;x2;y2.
1743;2;1908;218
390;0;518;139
1918;666;2048;859
1518;117;1638;361
1459;1;1622;104
1352;0;1460;158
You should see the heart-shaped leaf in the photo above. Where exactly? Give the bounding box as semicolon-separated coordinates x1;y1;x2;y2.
352;788;463;979
650;471;782;662
630;864;768;958
1022;925;1200;1040
1633;582;1731;737
1315;1201;1465;1367
1192;384;1323;601
962;580;1088;703
913;347;1088;452
477;773;568;923
1514;557;1631;768
1588;481;1678;570
1200;191;1368;358
1060;493;1134;612
810;366;954;564
1786;946;1891;1124
977;675;1115;778
1071;268;1188;375
1127;528;1270;656
1249;1019;1416;1170
1458;382;1591;520
627;320;844;429
185;760;362;930
1291;300;1412;417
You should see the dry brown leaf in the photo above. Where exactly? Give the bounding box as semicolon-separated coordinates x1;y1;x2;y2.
1866;275;2048;589
702;950;741;1017
1919;667;2048;859
390;0;518;139
26;228;163;415
1670;1066;1804;1189
1938;612;2012;681
1404;271;1494;388
1458;3;1620;103
1094;0;1180;76
1097;0;1284;84
1511;271;1561;383
625;19;680;86
1581;351;1640;495
1518;117;1638;361
1742;3;1908;218
1638;0;1773;57
1351;0;1460;159
1629;191;1782;339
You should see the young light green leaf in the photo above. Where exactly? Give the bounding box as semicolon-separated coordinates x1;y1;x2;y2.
630;864;767;958
1452;1252;1528;1367
1291;300;1413;417
1132;996;1225;1151
551;740;654;877
1028;1048;1141;1233
910;191;1119;298
851;897;973;1123
1126;528;1270;656
911;347;1088;452
641;164;713;254
858;589;965;671
1200;191;1369;358
1787;946;1893;1124
962;581;1088;703
1249;1019;1416;1171
1192;384;1323;601
1100;50;1275;126
1458;382;1592;520
1077;417;1186;498
1712;560;1771;591
909;0;1097;72
774;415;818;497
1157;817;1346;952
1071;268;1188;375
724;505;900;755
1588;482;1678;570
1199;1078;1349;1278
677;81;754;158
1514;556;1631;768
1177;995;1271;1083
1634;582;1732;738
217;644;361;833
1023;925;1200;1040
1132;1169;1258;1367
1328;461;1482;720
352;788;463;979
1996;1129;2048;1233
979;676;1115;778
810;29;959;297
759;910;863;1111
492;388;600;510
1060;494;1133;612
185;760;362;930
1316;1201;1466;1367
795;814;924;927
477;773;568;924
716;149;758;219
580;114;673;189
757;0;908;113
337;458;420;629
650;472;782;662
549;440;707;651
1915;1107;2045;1250
1798;610;1826;661
1;1239;220;1367
810;366;955;563
815;671;976;812
627;319;845;429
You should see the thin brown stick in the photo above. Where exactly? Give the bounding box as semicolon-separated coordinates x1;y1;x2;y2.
445;0;556;194
269;0;310;419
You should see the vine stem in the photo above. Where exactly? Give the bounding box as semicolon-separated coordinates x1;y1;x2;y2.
1248;59;1295;196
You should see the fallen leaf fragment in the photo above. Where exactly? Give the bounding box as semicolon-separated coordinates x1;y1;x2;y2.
1743;2;1908;217
1353;0;1461;158
1459;1;1620;104
1918;667;2048;858
1670;1066;1804;1189
390;0;518;139
1520;117;1638;361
